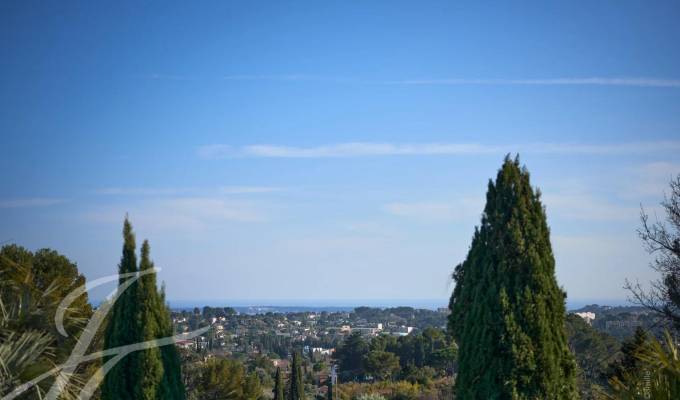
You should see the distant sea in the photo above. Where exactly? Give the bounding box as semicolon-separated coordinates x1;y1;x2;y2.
165;298;633;314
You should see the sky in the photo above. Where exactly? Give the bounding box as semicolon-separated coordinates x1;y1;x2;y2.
1;1;680;306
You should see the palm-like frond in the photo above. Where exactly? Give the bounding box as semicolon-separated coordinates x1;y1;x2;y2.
0;252;93;399
598;331;680;399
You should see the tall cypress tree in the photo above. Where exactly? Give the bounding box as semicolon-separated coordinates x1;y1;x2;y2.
448;156;578;399
103;220;185;400
136;240;165;399
326;376;333;400
273;367;285;400
102;218;141;400
157;277;186;399
288;351;305;400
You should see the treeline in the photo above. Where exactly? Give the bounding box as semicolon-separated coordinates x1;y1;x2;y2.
333;328;456;384
351;307;447;328
175;306;237;330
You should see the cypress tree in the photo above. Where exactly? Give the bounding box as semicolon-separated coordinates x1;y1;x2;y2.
137;240;164;399
158;281;186;400
274;367;285;400
289;351;305;400
103;219;185;400
326;376;333;400
448;156;578;399
102;218;142;400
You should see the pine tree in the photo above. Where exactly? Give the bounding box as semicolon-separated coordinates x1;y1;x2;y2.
289;351;305;400
274;367;285;400
609;327;648;382
103;218;142;400
448;156;578;399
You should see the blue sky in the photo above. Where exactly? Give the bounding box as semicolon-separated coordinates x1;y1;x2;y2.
1;1;680;305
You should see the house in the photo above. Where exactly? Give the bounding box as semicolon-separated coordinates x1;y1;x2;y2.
176;339;195;350
272;359;290;370
574;312;596;325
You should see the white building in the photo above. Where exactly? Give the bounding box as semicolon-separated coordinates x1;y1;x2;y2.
574;312;596;325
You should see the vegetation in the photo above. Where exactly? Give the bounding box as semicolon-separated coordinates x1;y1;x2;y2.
335;378;453;400
3;163;680;400
448;156;578;399
601;330;680;399
364;351;400;381
289;351;305;400
333;328;455;384
627;173;680;333
187;357;262;400
564;314;621;398
102;219;184;400
0;245;94;399
273;367;284;400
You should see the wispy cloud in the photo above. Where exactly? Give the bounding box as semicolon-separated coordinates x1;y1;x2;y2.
147;74;680;88
542;193;638;221
626;161;680;198
221;74;357;83
219;186;283;194
386;77;680;88
95;187;195;196
0;198;67;208
198;141;680;159
96;186;283;196
83;197;267;231
384;198;483;222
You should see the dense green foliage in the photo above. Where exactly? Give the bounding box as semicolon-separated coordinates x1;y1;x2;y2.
564;314;621;398
0;245;94;399
273;367;285;400
336;378;454;400
603;330;680;400
102;219;140;400
448;156;578;399
188;357;262;400
333;328;456;383
327;374;334;400
289;351;305;400
364;351;400;381
607;327;647;386
335;332;370;380
102;219;184;400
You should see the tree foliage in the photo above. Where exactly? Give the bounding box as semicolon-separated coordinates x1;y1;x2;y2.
448;156;578;399
334;332;369;381
334;329;455;383
102;219;185;400
289;350;305;400
190;358;262;400
364;351;400;381
565;314;621;399
273;367;284;400
0;245;94;399
601;330;680;400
